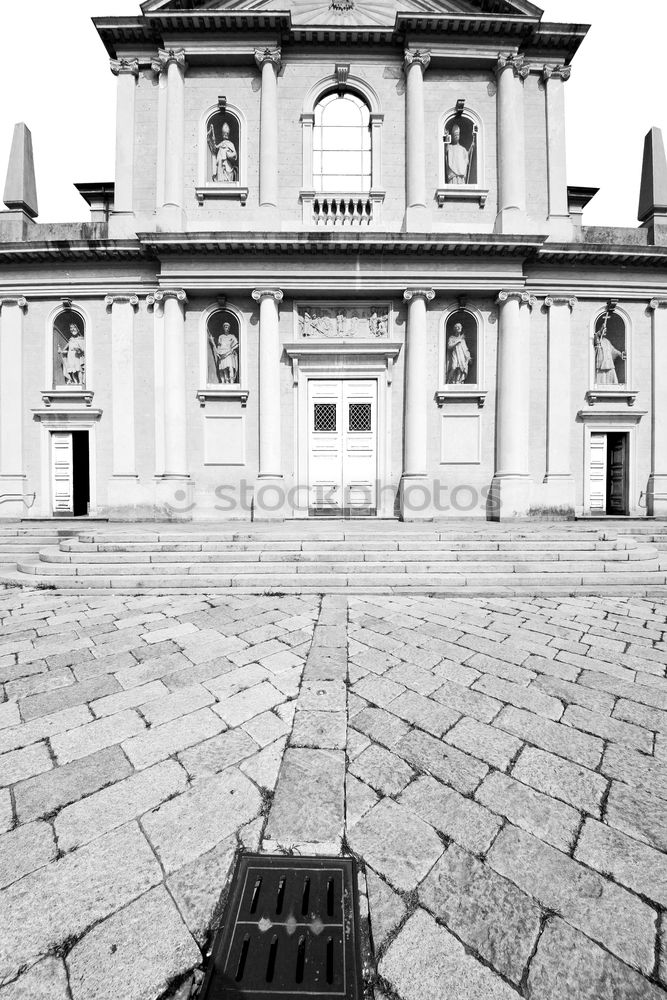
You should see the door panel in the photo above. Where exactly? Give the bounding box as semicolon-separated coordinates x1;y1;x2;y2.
589;433;607;514
51;432;74;515
308;379;377;516
608;434;628;515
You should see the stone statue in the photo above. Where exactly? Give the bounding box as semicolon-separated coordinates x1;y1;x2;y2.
446;322;472;384
445;124;471;185
57;322;85;385
208;121;238;183
594;316;625;385
209;322;239;383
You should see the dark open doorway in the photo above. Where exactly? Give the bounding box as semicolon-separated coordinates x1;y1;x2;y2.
606;432;629;516
72;431;90;517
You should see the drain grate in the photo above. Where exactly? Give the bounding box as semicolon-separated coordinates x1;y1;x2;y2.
200;854;363;999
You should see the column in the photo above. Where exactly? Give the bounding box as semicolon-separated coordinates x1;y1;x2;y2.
252;289;283;487
109;58;139;236
543;295;576;511
153;290;188;481
105;295;139;497
401;288;434;520
490;291;535;519
152;49;187;230
648;299;667;515
0;297;27;516
404;50;431;231
495;55;528;234
255;48;281;218
543;65;572;237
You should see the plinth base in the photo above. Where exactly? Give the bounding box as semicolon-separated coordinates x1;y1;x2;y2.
488;476;533;521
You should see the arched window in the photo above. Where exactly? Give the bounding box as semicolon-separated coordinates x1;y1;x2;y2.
313;91;371;193
206;309;240;386
594;309;627;387
443;113;478;186
53;309;86;389
444;309;478;387
206;108;241;185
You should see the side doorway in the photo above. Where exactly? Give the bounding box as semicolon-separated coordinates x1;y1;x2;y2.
51;431;90;516
588;431;629;516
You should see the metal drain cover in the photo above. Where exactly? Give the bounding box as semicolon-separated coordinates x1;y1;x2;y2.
200;854;363;999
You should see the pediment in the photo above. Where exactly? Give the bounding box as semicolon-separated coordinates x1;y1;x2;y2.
142;0;544;27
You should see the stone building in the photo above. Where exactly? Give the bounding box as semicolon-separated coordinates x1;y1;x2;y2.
1;0;667;523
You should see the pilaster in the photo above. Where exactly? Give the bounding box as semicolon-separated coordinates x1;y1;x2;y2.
490;290;535;519
0;297;28;517
109;58;139;237
252;288;285;519
401;287;434;520
152;49;187;232
255;48;282;226
648;298;667;515
403;50;431;232
105;294;141;513
542;295;577;513
542;65;573;239
495;55;528;235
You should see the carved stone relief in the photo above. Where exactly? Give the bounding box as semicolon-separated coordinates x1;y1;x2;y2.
298;304;390;339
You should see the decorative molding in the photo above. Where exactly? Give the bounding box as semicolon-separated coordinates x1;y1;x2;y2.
197;388;249;408
436;187;488;208
151;48;187;75
297;302;391;340
496;54;529;80
585;389;639;407
436;389;488;409
195;185;249;205
544;295;577;311
496;291;536;309
41;389;95;408
104;294;139;311
0;296;28;312
254;47;282;72
542;64;571;83
577;408;645;425
284;340;402;386
252;289;283;304
648;298;667;311
335;63;350;88
404;49;431;73
32;406;102;423
110;58;139;78
404;288;435;303
147;289;187;309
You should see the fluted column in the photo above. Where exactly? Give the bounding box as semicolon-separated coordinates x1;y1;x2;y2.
401;288;434;519
404;50;431;231
151;290;188;481
0;297;27;516
252;289;284;487
152;49;187;230
648;299;667;515
543;65;572;237
255;48;281;215
543;295;576;511
490;291;535;519
109;58;139;236
495;55;528;234
105;295;139;480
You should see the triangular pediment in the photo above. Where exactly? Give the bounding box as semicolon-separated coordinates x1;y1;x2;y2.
142;0;544;27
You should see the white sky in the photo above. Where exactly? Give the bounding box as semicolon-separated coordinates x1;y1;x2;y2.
0;0;663;227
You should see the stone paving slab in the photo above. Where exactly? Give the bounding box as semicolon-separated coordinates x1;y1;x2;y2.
1;590;667;999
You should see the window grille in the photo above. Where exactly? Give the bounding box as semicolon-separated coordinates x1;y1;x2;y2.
314;403;337;432
348;403;371;433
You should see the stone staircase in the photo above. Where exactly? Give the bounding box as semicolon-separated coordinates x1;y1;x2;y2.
3;523;667;595
0;524;80;574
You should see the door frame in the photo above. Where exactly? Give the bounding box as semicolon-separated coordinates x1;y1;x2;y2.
580;412;645;516
284;341;402;519
32;411;100;518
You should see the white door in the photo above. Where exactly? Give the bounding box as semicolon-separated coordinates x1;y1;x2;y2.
589;432;607;514
308;379;377;515
51;432;74;515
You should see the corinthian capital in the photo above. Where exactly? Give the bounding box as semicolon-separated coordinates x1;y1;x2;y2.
542;64;572;84
151;48;187;75
496;54;529;80
254;48;282;73
403;288;435;303
404;49;431;73
252;288;283;304
111;58;139;78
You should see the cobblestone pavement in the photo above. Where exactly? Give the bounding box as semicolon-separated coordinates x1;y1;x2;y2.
1;590;667;999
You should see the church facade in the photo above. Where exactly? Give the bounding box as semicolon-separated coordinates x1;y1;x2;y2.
1;0;667;523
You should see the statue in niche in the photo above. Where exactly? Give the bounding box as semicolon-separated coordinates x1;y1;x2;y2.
445;310;477;385
594;312;626;385
207;113;239;183
53;311;85;387
444;116;478;185
207;311;239;385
